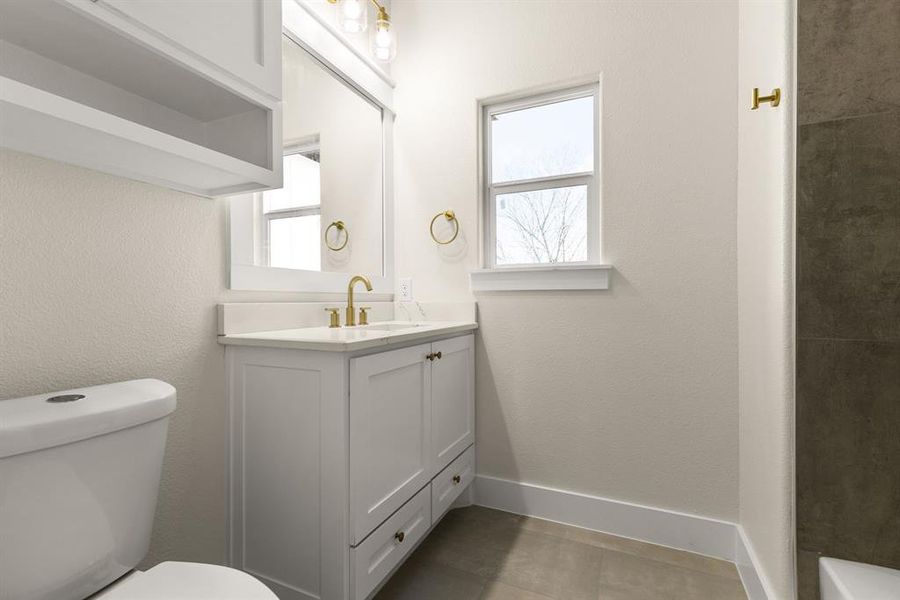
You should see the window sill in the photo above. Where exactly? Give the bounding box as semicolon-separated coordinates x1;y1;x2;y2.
469;264;612;292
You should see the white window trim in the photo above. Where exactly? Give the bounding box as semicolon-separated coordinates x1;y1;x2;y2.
258;140;323;268
473;78;610;292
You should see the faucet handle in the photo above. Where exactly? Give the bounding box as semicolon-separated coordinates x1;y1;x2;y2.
324;307;341;328
358;307;372;326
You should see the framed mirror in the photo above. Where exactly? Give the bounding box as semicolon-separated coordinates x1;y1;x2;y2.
229;3;394;294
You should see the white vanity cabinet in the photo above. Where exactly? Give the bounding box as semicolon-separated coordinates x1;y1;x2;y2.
0;0;282;196
226;332;475;600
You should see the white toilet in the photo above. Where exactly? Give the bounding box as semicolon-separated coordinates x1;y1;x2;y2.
0;379;277;600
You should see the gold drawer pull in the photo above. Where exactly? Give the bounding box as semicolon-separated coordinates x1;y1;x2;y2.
452;475;461;485
394;530;405;543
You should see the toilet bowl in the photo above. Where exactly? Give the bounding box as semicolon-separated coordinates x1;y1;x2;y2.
95;562;276;599
0;379;276;600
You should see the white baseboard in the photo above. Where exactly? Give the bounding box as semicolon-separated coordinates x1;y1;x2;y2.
734;526;776;600
473;475;773;599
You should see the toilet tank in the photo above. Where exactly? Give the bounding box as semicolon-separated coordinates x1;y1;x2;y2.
0;379;176;600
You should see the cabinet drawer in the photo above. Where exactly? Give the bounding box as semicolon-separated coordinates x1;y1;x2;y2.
351;485;432;600
431;445;475;522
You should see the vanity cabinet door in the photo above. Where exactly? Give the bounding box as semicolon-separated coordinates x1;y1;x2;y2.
350;343;433;544
431;334;475;474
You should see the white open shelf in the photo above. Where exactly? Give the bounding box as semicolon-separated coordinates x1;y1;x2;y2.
0;0;281;197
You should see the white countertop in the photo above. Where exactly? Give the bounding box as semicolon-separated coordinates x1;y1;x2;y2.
218;321;478;352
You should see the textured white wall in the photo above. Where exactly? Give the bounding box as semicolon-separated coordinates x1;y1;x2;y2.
0;149;319;568
391;0;740;520
737;0;796;597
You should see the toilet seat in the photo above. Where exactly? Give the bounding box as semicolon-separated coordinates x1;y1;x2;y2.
96;561;278;599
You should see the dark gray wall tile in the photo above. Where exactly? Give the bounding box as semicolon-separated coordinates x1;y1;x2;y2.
798;0;900;124
797;112;900;342
796;549;821;600
797;4;899;598
796;339;900;569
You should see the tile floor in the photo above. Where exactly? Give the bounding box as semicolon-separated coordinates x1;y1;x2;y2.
374;506;747;600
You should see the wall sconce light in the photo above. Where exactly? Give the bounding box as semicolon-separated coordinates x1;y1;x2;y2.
327;0;396;63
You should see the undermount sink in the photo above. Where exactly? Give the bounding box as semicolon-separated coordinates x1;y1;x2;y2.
363;322;425;332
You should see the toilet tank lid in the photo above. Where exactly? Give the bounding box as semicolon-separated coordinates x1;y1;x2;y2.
0;379;176;459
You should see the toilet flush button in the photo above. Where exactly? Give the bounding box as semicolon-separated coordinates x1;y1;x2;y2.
46;394;85;403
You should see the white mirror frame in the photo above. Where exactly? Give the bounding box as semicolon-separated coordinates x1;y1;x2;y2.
229;0;395;294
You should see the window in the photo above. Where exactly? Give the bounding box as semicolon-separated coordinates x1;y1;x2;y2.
260;142;322;271
482;84;600;269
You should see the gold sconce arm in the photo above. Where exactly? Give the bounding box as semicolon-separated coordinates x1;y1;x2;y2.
326;0;390;20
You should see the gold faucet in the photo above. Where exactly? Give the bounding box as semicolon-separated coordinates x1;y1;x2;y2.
346;275;373;326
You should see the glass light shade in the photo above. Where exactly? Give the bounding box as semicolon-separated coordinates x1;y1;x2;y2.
337;0;367;33
370;17;396;62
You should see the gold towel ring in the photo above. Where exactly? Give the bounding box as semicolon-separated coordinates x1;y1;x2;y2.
429;210;459;245
324;220;349;251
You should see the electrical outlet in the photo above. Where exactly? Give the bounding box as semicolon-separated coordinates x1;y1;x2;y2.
399;278;413;302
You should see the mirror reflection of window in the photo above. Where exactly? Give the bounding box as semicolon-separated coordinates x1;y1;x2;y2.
228;32;390;292
262;146;322;271
251;36;383;276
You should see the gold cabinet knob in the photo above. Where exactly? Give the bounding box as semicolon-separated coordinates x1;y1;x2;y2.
435;351;442;360
324;308;341;328
394;530;405;543
452;475;461;485
359;306;371;326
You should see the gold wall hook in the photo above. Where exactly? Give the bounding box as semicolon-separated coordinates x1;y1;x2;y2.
430;210;459;245
752;87;781;110
324;220;349;251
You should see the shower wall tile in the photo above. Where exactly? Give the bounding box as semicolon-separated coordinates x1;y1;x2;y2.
796;550;821;600
798;0;900;124
796;338;900;568
797;111;900;342
797;2;900;597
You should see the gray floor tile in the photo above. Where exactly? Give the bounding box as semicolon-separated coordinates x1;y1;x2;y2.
375;507;748;600
599;550;747;600
519;516;740;580
492;529;604;599
375;562;485;600
480;581;555;600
